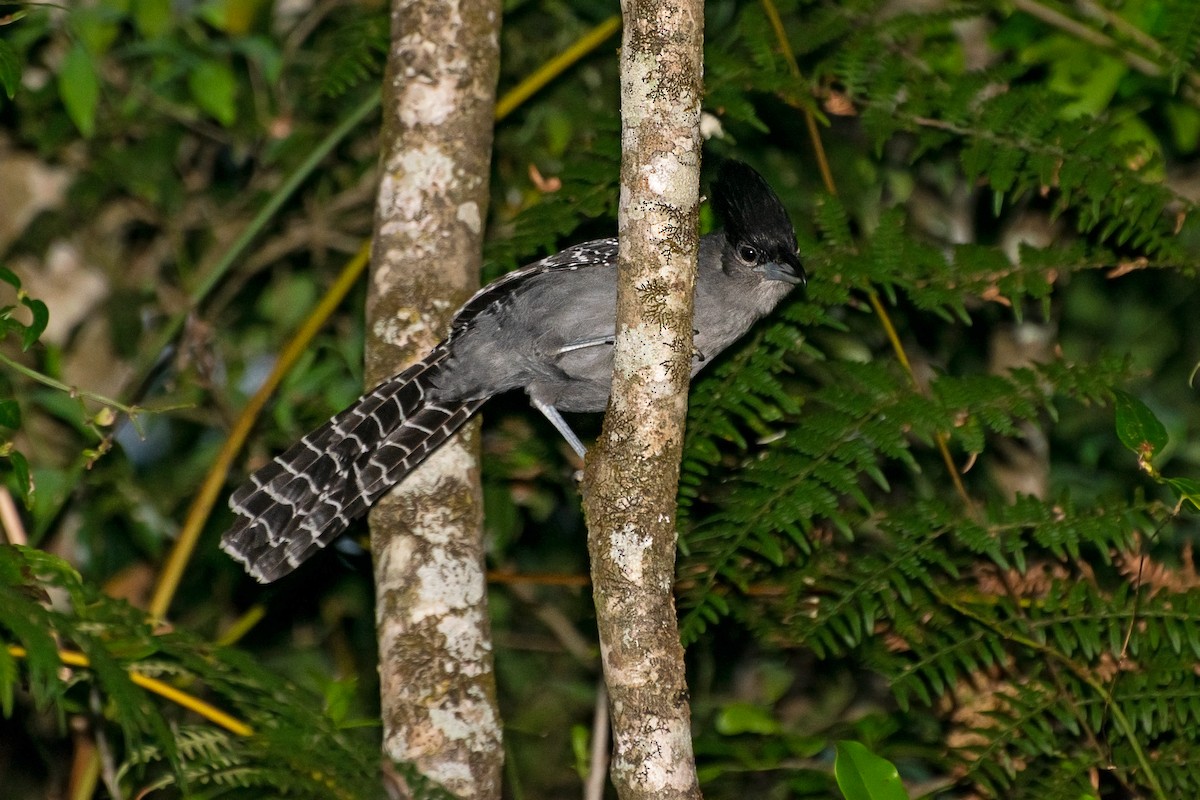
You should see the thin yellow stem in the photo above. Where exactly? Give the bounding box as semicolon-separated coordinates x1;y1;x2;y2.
215;603;267;647
129;91;381;391
7;644;253;737
149;242;372;620
759;0;836;195
866;292;975;512
760;0;976;513
495;16;621;121
149;20;626;619
68;742;100;800
129;671;252;737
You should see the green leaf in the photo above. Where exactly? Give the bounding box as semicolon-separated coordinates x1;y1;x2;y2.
0;314;21;344
233;36;284;85
570;723;590;779
0;40;19;100
1167;102;1200;154
31;390;89;435
79;635;177;768
0;401;19;429
29;466;74;536
0;581;60;709
9;451;32;507
0;639;14;716
1167;477;1200;512
69;6;120;57
188;60;238;127
58;44;100;138
715;702;782;735
0;268;21;290
322;677;355;725
19;298;48;351
834;741;910;800
1113;390;1168;466
131;0;173;38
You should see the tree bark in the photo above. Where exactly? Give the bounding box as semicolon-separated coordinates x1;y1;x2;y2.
580;1;705;798
366;1;502;797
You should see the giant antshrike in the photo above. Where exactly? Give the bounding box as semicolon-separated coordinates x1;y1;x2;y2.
222;160;804;582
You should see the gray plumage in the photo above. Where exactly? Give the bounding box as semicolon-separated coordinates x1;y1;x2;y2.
222;161;805;582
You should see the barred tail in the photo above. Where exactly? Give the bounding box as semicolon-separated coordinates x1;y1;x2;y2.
221;346;484;583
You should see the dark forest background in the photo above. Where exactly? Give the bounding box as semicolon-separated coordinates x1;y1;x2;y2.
1;0;1199;797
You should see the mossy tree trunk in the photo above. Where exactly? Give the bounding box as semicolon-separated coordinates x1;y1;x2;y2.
581;1;705;798
366;1;503;796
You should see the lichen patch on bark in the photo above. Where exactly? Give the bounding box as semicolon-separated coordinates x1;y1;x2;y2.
581;0;705;797
610;522;654;584
412;549;486;622
368;0;503;796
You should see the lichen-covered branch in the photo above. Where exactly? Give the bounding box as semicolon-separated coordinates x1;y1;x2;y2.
581;1;705;798
366;1;503;797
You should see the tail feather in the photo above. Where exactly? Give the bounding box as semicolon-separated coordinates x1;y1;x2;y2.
221;347;483;583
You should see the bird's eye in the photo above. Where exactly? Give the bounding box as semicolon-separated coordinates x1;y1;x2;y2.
736;244;759;265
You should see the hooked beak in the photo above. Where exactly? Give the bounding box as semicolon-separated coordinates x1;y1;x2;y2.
756;252;806;287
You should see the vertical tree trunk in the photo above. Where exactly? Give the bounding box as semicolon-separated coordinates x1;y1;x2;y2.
366;1;503;797
580;1;705;798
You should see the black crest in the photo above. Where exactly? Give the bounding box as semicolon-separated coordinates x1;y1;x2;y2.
711;160;796;249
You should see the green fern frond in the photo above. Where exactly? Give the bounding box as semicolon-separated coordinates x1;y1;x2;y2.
824;8;1196;263
0;544;457;799
1158;3;1200;91
311;12;390;99
679;333;1128;644
483;139;621;275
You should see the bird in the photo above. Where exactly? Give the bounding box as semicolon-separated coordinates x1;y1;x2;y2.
221;160;805;583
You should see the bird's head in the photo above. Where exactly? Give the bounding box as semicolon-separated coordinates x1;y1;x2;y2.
711;160;806;288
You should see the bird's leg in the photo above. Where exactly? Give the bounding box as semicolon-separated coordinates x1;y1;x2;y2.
555;336;615;355
530;397;588;459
